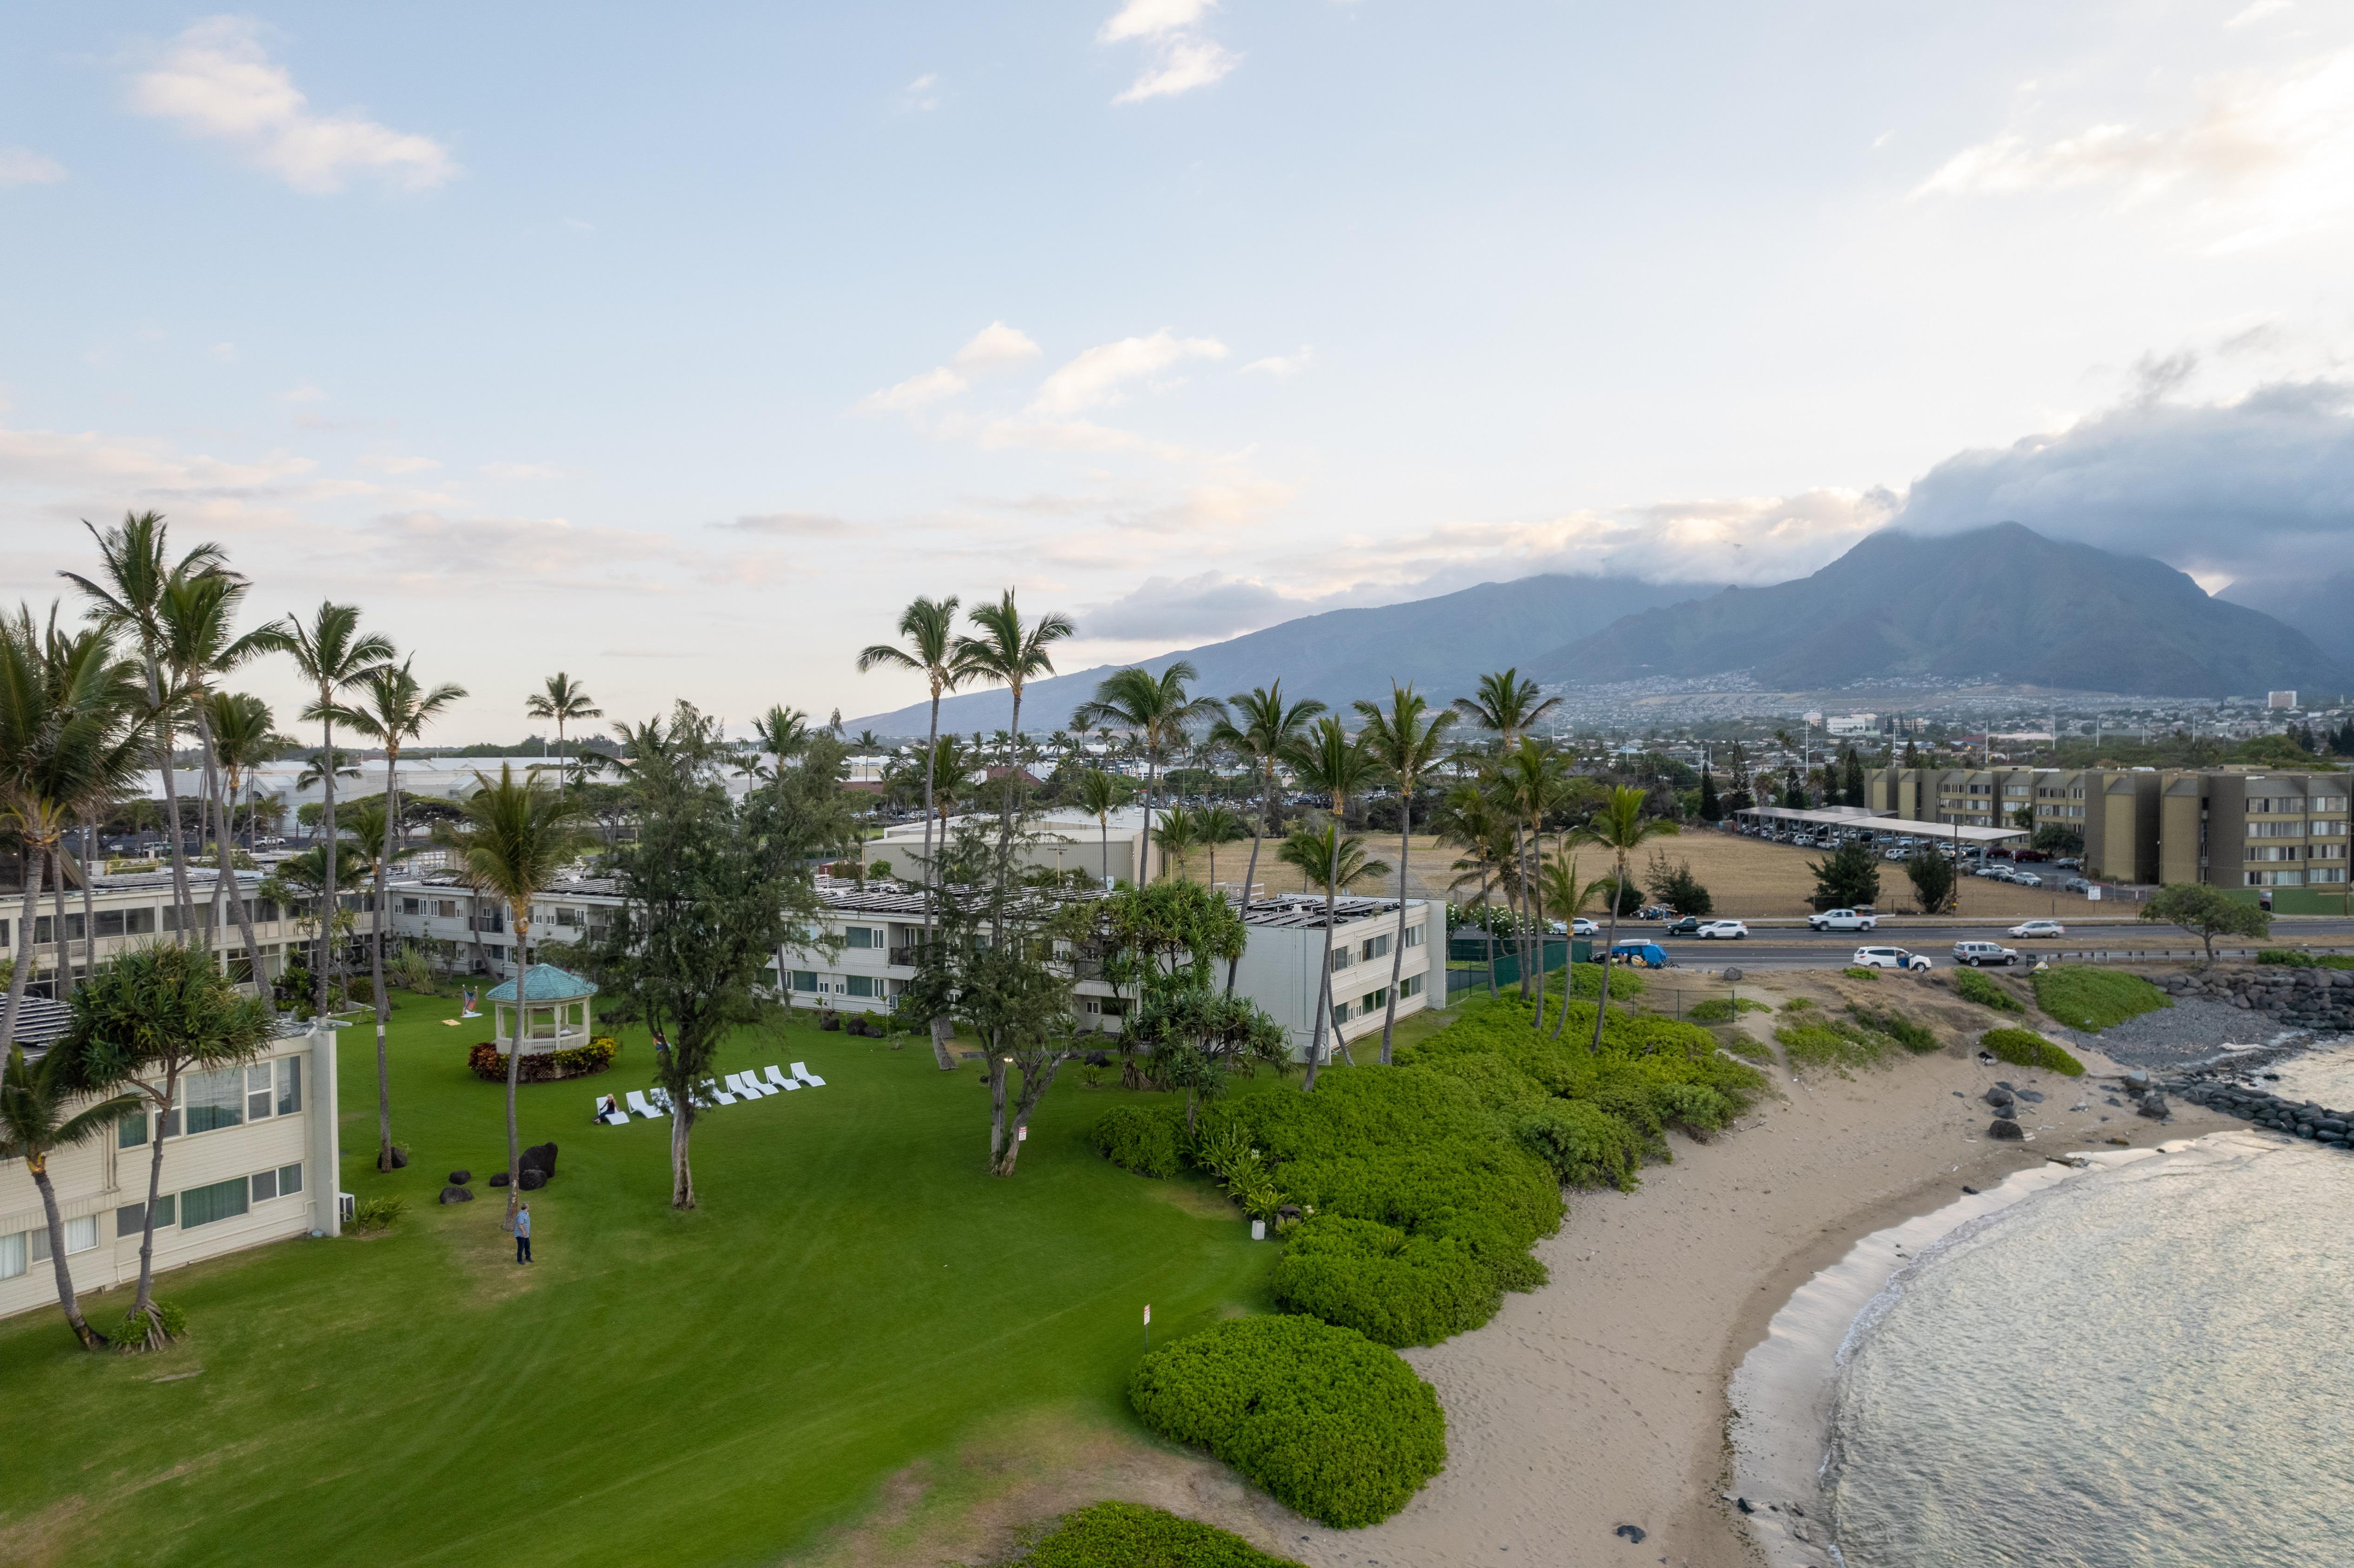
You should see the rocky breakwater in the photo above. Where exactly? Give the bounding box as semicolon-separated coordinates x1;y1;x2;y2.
2163;1072;2354;1150
2158;965;2354;1030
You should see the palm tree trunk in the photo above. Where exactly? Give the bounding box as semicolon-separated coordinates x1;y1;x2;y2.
374;748;398;1172
505;910;529;1219
1225;770;1271;996
920;687;955;1071
199;713;228;951
1143;753;1157;883
151;659;196;941
1303;845;1338;1089
48;850;75;997
79;825;99;981
31;1163;102;1349
1480;871;1498;998
221;779;270;1016
1527;823;1547;1032
2;852;43;1050
1591;852;1622;1052
317;713;336;1018
1381;793;1410;1065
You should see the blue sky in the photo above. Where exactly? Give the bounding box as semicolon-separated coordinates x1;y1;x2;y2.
5;2;2352;738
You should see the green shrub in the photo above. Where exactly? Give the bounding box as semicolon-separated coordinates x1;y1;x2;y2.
1270;1215;1502;1346
1952;968;2024;1013
1092;1102;1184;1179
1013;1502;1306;1568
2253;950;2353;969
2030;967;2172;1031
1515;1099;1645;1190
1684;996;1769;1023
1841;966;1879;981
1780;996;1815;1012
1979;1027;2085;1076
1776;1016;1904;1073
1128;1315;1447;1528
1567;962;1646;999
350;1196;406;1232
1848;1005;1938;1054
107;1299;188;1348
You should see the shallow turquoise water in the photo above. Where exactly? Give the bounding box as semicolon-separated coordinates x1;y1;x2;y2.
1827;1116;2354;1566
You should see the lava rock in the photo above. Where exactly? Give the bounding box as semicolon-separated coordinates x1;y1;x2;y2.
1723;967;1744;983
1988;1119;2025;1140
1984;1088;2016;1108
2137;1093;2170;1120
520;1141;558;1180
1613;1524;1647;1543
489;1172;511;1187
1961;1185;1981;1194
2015;1088;2046;1103
438;1185;473;1204
387;1146;409;1169
449;1170;471;1185
1084;1050;1111;1068
517;1166;548;1191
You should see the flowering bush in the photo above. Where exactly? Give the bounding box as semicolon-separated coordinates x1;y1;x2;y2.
468;1035;619;1082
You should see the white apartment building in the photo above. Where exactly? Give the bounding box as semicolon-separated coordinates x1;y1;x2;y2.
6;866;379;1001
0;1000;343;1324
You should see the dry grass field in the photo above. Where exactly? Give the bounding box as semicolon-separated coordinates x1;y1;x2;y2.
1165;826;2117;920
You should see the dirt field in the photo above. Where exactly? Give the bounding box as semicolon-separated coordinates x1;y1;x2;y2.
1168;828;2115;920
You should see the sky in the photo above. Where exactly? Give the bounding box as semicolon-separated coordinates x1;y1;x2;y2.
4;0;2353;740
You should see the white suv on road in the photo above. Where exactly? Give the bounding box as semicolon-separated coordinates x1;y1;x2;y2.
1952;940;2019;967
1695;920;1748;939
1809;909;1878;931
1853;945;1931;971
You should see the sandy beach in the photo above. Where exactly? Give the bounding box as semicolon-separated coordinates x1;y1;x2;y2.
1212;975;2237;1568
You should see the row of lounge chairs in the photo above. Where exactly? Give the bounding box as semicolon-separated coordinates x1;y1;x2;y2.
596;1062;827;1125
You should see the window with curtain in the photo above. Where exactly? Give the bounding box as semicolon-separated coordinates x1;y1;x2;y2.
184;1067;245;1134
0;1231;24;1278
277;1056;302;1115
245;1061;275;1121
277;1162;303;1196
119;1109;149;1148
180;1176;250;1230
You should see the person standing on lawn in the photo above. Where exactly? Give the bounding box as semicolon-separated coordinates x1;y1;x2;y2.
515;1203;532;1264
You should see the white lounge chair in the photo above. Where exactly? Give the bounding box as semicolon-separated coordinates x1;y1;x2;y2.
703;1077;737;1106
725;1072;767;1099
763;1065;799;1092
595;1095;629;1126
626;1089;662;1120
648;1087;675;1114
792;1061;826;1087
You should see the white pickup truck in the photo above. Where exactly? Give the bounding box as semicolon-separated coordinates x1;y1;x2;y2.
1808;908;1878;932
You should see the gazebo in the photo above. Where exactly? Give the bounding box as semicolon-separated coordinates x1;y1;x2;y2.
486;964;599;1051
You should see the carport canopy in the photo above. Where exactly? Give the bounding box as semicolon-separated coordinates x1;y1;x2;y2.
1732;805;2027;844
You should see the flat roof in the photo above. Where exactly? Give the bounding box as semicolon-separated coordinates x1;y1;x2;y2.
1734;806;2026;843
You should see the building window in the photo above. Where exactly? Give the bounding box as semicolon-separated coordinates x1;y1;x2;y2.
1330;947;1354;972
119;1109;149;1148
180;1176;251;1231
791;970;820;992
2314;867;2348;884
846;926;882;949
1400;974;1423;999
30;1215;100;1260
1362;933;1391;962
278;1161;304;1195
0;1231;22;1279
245;1061;276;1122
1360;987;1389;1012
278;1056;303;1115
437;899;459;919
1331;1000;1351;1023
846;975;878;998
2311;820;2349;837
401;897;422;916
2248;821;2305;838
184;1066;245;1134
1404;925;1423;949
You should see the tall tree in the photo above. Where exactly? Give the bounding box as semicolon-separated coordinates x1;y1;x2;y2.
1698;763;1721;823
254;603;394;1018
62;943;270;1344
1493;740;1572;1026
1535;853;1603;1040
204;690;292;1006
1100;880;1284;1133
1206;683;1326;992
1352;684;1456;1063
1075;767;1131;889
1197;803;1249;894
0;1042;141;1348
954;591;1072;920
1151;803;1202;883
1450;671;1561;1001
1273;823;1390;1091
338;659;465;1170
0;606;146;1051
856;597;969;921
524;672;602;790
1071;662;1223;886
60;511;232;937
434;765;595;1215
157;570;274;956
1278;717;1385;1080
1435;781;1513;999
1565;784;1679;1051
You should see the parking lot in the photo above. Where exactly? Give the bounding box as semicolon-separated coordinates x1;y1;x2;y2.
1639;826;2123;920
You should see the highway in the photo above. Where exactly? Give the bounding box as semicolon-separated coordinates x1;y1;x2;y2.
1592;916;2354;972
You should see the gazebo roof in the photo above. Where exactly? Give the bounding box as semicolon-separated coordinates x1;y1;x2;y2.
486;963;599;1003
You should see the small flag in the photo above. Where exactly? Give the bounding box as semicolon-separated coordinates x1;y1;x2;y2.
1143;1304;1151;1325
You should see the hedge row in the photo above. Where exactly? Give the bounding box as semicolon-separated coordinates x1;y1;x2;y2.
1014;1502;1306;1568
1128;1316;1447;1528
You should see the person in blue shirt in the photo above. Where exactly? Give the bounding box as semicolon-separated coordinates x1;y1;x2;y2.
515;1203;532;1264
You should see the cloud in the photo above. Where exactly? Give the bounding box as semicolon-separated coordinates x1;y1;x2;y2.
207;342;237;362
711;510;852;537
127;17;457;194
0;148;66;187
358;453;441;474
1115;38;1240;103
479;461;559;480
896;72;941;112
2226;0;2292;27
1077;569;1329;642
856;323;1042;415
1030;330;1228;414
954;321;1042;371
1243;347;1313;377
1099;0;1216;44
280;382;327;403
1913;49;2354;247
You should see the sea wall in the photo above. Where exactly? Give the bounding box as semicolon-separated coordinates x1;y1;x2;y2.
2156;966;2354;1031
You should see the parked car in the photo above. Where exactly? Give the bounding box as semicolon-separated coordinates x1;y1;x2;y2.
1570;916;1598;937
1666;915;1702;936
1610;940;1671;968
1882;847;1911;861
2009;920;2064;938
1853;945;1931;971
2011;871;2044;888
2062;876;2093;894
2054;856;2083;870
1953;940;2020;966
1696;919;1748;939
1809;909;1878;931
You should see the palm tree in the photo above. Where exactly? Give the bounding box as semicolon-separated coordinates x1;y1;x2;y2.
1352;684;1457;1063
435;766;595;1215
61;511;234;934
953;591;1072;882
157;570;275;955
0;606;146;1050
1566;784;1680;1051
1279;716;1385;1075
1274;824;1390;1091
0;1043;141;1348
339;659;465;1172
1436;782;1513;997
742;705;812;786
1535;852;1604;1040
525;672;602;790
1494;740;1572;1027
1071;663;1224;885
1198;803;1249;893
1073;767;1131;888
259;842;371;1005
1205;683;1326;994
1452;670;1562;1001
253;603;394;1019
1151;803;1202;881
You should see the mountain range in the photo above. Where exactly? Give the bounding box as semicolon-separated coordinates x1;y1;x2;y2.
850;524;2347;733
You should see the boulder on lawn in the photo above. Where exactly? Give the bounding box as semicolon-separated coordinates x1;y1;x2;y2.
387;1146;409;1169
1987;1119;2025;1141
1084;1050;1111;1068
438;1185;473;1204
520;1141;559;1180
517;1167;547;1192
489;1171;511;1187
448;1170;471;1185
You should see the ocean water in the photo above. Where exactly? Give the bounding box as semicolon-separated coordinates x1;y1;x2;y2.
1825;1115;2354;1566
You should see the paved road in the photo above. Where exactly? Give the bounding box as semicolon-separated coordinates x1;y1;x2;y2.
1605;916;2354;972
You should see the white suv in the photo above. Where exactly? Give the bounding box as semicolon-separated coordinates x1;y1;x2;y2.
1809;909;1878;931
1853;945;1930;971
1952;940;2019;967
1695;920;1748;939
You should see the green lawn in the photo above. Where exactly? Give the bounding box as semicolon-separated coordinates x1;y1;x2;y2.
0;992;1272;1566
2030;966;2172;1032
